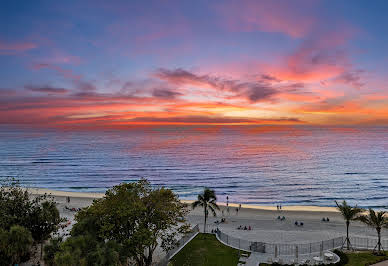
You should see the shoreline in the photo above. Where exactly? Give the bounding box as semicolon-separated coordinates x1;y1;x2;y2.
26;187;388;248
26;187;339;213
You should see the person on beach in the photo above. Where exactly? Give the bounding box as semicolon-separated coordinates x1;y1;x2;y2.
239;203;241;210
236;207;239;215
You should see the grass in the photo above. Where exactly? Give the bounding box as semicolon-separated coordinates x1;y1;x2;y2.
345;251;388;266
170;235;388;266
169;233;249;266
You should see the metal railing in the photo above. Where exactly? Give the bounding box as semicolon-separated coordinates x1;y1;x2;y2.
350;236;388;250
215;229;344;255
215;228;388;255
157;224;200;266
158;224;388;265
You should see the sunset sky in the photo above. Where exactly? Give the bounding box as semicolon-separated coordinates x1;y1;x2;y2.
1;0;388;128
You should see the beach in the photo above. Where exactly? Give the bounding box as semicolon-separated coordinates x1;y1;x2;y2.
28;187;388;245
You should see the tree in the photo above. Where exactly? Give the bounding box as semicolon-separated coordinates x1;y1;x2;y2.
0;178;62;259
28;200;61;259
0;179;33;230
357;209;388;254
192;188;220;233
43;237;63;266
73;179;190;266
0;225;33;265
52;235;123;266
335;200;364;250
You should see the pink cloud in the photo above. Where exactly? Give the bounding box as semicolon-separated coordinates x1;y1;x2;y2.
0;40;37;54
32;63;82;81
216;0;316;38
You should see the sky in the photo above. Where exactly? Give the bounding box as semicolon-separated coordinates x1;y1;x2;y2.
1;0;388;128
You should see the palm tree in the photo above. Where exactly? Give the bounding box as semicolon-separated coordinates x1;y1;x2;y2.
357;209;388;254
335;200;364;250
192;188;220;232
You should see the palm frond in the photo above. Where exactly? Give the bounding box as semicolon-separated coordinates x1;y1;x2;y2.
358;209;388;228
335;200;364;221
208;205;217;217
192;200;203;210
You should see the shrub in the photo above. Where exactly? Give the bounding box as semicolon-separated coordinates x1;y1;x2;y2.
0;225;33;265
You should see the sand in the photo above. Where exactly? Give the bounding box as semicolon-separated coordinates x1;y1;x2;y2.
26;187;388;245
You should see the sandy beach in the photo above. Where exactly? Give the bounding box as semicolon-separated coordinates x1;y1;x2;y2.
27;187;388;246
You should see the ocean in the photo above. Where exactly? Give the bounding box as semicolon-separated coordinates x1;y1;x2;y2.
1;125;387;208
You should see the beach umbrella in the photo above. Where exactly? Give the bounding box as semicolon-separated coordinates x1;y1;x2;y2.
275;245;278;258
295;245;298;261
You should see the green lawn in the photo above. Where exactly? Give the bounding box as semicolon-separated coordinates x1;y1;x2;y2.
169;233;249;266
345;251;388;266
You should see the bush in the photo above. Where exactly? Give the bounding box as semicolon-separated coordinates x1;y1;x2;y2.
0;225;33;265
0;178;61;260
52;235;123;266
44;237;63;266
333;249;349;265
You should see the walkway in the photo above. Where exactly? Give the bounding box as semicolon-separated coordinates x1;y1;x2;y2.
372;261;388;266
243;250;339;265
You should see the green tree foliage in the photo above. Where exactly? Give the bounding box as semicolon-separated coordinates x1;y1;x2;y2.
192;188;220;232
28;200;61;258
50;179;189;266
0;179;32;230
43;237;63;266
0;225;33;265
0;178;62;260
335;200;364;250
357;209;388;254
51;235;123;266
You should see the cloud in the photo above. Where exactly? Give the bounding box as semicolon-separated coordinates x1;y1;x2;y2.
130;115;303;124
0;41;37;54
25;85;69;94
260;74;281;82
216;0;316;38
75;80;96;92
155;68;279;103
152;88;182;99
32;63;82;81
282;32;350;81
330;71;364;89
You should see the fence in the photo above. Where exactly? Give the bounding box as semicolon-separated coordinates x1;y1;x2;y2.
216;229;344;255
350;236;388;250
157;224;200;266
215;228;388;255
158;224;388;265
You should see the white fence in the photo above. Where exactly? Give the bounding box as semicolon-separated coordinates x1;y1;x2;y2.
350;236;388;250
157;224;200;266
215;228;388;255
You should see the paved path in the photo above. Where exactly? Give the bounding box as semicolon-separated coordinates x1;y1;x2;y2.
372;261;388;266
